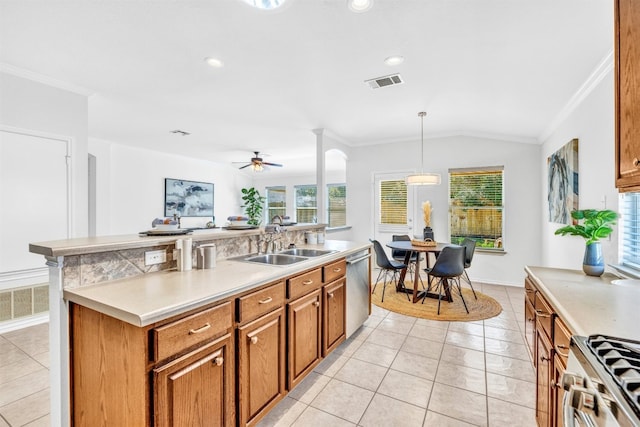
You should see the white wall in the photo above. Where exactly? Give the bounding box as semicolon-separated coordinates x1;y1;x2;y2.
88;139;252;235
540;70;617;270
0;72;89;237
348;136;542;286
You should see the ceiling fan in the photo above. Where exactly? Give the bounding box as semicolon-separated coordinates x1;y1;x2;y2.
234;151;283;171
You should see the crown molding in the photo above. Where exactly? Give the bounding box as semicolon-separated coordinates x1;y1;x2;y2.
0;62;94;96
539;49;614;142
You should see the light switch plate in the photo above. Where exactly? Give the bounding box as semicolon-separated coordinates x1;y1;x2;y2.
145;250;167;266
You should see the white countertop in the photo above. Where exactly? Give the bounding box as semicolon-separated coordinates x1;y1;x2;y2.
64;240;370;327
525;266;640;340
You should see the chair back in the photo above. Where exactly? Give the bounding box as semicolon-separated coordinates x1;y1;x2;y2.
461;238;476;268
429;245;465;278
391;234;412;260
370;239;394;269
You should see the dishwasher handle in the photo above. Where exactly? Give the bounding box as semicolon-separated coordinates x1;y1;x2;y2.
346;253;371;265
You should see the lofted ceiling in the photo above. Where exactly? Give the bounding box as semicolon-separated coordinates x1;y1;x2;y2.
0;0;613;176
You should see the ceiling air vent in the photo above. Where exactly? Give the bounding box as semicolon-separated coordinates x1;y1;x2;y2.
365;73;404;89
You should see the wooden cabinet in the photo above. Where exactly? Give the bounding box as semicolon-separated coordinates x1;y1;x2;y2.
525;274;574;427
323;277;346;356
615;0;640;190
153;333;234;427
237;307;286;427
535;330;553;427
287;289;322;389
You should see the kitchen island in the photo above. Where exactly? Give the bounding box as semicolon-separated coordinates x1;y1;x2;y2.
29;225;371;427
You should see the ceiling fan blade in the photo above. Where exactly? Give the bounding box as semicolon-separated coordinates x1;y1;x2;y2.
238;164;252;169
263;162;283;167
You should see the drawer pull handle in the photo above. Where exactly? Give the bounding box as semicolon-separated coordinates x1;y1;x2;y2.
634;158;640;167
302;280;314;285
189;323;211;335
250;336;258;344
258;297;273;304
525;289;534;293
314;301;320;307
535;309;551;318
332;267;342;273
214;356;224;366
328;292;335;299
527;317;535;322
555;344;569;357
550;380;561;389
540;355;550;363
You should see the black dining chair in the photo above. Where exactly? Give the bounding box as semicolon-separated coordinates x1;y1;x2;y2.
391;234;424;289
370;239;408;302
461;238;478;299
423;245;468;314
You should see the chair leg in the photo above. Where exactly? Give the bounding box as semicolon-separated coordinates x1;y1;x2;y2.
372;269;384;296
436;278;445;314
462;270;478;299
454;277;469;313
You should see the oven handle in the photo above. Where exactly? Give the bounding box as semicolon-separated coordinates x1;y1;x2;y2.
563;386;597;427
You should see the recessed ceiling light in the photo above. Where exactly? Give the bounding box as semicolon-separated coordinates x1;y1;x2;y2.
204;57;224;68
384;56;404;66
241;0;287;10
348;0;373;13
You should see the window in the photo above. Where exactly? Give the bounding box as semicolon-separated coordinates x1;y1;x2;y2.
295;185;317;223
379;179;408;225
265;186;286;221
620;192;640;271
327;184;346;227
449;167;504;250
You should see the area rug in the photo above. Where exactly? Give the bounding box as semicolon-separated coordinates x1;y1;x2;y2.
371;281;502;322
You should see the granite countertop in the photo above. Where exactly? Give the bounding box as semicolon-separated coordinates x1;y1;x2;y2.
64;240;370;328
29;223;327;257
525;266;640;341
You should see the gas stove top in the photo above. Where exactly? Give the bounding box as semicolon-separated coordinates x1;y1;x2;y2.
586;335;640;420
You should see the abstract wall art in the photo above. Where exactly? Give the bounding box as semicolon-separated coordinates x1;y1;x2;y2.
547;138;579;224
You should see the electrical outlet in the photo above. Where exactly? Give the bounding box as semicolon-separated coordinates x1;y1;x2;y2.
145;250;167;266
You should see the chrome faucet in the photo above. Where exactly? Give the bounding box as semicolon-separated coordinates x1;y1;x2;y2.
271;215;283;225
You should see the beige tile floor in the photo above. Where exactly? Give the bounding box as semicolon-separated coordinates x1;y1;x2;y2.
0;283;534;427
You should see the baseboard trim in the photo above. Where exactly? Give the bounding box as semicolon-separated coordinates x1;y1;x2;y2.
0;312;49;334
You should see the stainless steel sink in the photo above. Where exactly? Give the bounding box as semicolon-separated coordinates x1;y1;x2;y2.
239;254;308;265
278;248;336;257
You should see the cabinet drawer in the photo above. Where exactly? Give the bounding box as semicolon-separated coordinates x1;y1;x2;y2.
534;292;553;340
553;316;572;368
323;259;346;283
153;302;232;362
288;268;322;300
524;276;536;305
237;281;285;324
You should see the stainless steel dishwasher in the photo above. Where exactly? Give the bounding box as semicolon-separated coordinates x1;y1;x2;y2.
345;249;371;337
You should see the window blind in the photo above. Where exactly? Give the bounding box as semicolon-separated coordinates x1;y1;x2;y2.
379;179;407;225
295;185;317;223
266;186;286;219
449;167;504;249
327;184;346;227
621;192;640;270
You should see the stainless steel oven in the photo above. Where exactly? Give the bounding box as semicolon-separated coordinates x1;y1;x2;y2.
563;335;640;427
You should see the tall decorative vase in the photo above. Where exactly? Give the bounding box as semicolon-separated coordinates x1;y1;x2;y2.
583;242;604;277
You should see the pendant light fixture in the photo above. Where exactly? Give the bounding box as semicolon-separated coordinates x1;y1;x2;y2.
406;111;441;185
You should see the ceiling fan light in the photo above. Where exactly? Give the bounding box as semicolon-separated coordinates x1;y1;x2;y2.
252;163;264;172
406;173;441;185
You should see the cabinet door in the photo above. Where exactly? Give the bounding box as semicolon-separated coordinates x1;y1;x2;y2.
323;278;346;356
288;289;322;389
153;333;234;427
616;0;640;189
553;355;566;427
238;307;286;427
536;330;553;427
524;297;536;365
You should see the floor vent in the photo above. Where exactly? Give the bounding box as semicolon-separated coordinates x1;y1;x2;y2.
0;284;48;322
364;73;404;89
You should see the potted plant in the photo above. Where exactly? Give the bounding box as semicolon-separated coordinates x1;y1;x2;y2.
554;209;618;276
241;187;266;226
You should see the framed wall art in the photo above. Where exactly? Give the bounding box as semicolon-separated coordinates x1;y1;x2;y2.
164;178;214;217
547;138;579;224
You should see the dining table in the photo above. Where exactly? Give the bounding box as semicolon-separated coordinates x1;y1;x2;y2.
385;240;452;303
